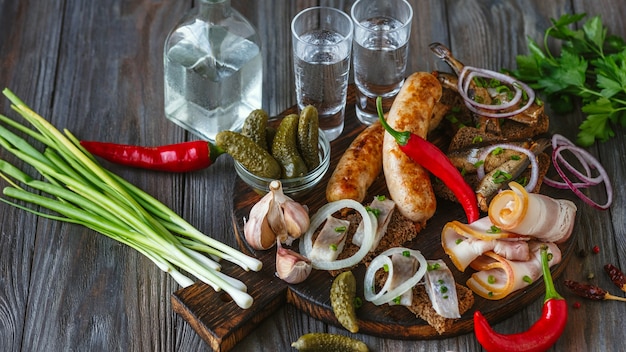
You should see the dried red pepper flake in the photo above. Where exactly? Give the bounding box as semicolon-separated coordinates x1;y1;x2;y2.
572;302;581;309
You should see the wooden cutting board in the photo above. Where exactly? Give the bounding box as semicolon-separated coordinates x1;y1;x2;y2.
171;85;576;352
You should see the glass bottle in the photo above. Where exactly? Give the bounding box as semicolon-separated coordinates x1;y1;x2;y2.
163;0;263;141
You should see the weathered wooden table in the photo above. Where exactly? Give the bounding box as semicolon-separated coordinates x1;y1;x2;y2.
1;1;625;351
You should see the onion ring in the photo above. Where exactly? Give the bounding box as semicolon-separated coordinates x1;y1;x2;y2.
299;199;377;271
476;143;539;192
457;66;536;119
364;247;427;306
544;135;613;210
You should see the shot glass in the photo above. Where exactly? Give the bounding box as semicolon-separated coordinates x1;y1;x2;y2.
351;0;413;125
291;7;353;141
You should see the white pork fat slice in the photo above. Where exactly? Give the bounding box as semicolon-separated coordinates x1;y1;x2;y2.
441;216;530;272
387;252;418;306
424;260;461;319
352;196;395;250
489;182;577;243
466;241;562;300
308;215;351;262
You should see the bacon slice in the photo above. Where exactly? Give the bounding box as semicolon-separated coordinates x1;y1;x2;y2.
466;242;561;300
489;182;577;243
441;217;530;271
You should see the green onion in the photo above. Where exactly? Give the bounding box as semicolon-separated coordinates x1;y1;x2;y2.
0;89;262;309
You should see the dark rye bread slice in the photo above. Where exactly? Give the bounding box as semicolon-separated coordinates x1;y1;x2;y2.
407;283;475;335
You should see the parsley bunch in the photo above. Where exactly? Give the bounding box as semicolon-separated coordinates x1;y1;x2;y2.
510;13;626;146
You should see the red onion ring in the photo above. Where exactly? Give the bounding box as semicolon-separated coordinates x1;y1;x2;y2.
457;66;536;119
544;134;613;210
476;143;539;192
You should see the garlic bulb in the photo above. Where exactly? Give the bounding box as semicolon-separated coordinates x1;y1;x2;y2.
244;180;310;250
275;240;312;284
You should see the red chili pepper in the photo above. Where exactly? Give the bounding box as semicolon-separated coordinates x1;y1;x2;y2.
80;140;223;172
375;97;480;223
473;246;568;352
604;263;626;292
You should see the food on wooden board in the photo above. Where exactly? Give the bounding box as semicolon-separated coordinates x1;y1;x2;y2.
275;240;312;284
243;179;310;250
377;97;479;224
330;271;360;333
474;246;568;352
381;72;442;225
325;121;384;203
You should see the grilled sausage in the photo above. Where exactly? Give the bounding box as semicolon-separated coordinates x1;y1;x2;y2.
326;121;384;203
383;72;442;225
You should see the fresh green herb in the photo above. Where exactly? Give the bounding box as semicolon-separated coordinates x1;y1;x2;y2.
335;226;347;233
365;206;380;217
523;275;533;284
427;262;441;271
455;238;464;245
491;147;504;155
510;13;626;146
487;225;502;234
376;195;386;201
492;169;513;183
473;160;485;168
353;296;363;309
0;89;262;309
472;135;483;144
330;243;338;251
402;250;410;257
383;264;389;272
393;296;402;304
488;275;496;284
510;154;521;160
440;285;449;294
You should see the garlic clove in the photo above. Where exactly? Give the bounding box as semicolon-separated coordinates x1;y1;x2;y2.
244;192;277;250
281;200;310;243
275;240;312;284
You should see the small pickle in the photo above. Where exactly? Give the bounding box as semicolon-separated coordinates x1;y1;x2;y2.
291;333;369;352
330;271;359;333
297;105;320;170
215;130;281;179
271;114;309;178
242;109;269;150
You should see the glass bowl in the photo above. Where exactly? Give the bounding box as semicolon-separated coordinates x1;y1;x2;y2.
234;130;331;197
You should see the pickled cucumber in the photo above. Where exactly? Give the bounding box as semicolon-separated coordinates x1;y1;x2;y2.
330;271;359;333
241;109;269;150
291;333;369;352
215;130;281;179
297;105;320;170
271;114;308;178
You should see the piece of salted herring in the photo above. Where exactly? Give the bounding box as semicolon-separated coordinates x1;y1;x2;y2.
387;252;418;306
353;197;396;249
424;260;461;319
308;215;351;262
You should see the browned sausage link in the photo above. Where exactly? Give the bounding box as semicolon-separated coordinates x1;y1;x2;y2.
326;121;384;203
604;264;626;292
383;72;443;224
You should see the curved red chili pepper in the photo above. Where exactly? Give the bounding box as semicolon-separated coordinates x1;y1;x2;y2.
80;140;224;172
375;97;480;224
473;247;568;352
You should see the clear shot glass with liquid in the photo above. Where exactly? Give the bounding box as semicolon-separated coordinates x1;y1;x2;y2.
351;0;413;125
291;7;353;141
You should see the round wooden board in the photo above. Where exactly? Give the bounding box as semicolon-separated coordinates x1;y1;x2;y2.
232;85;575;339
